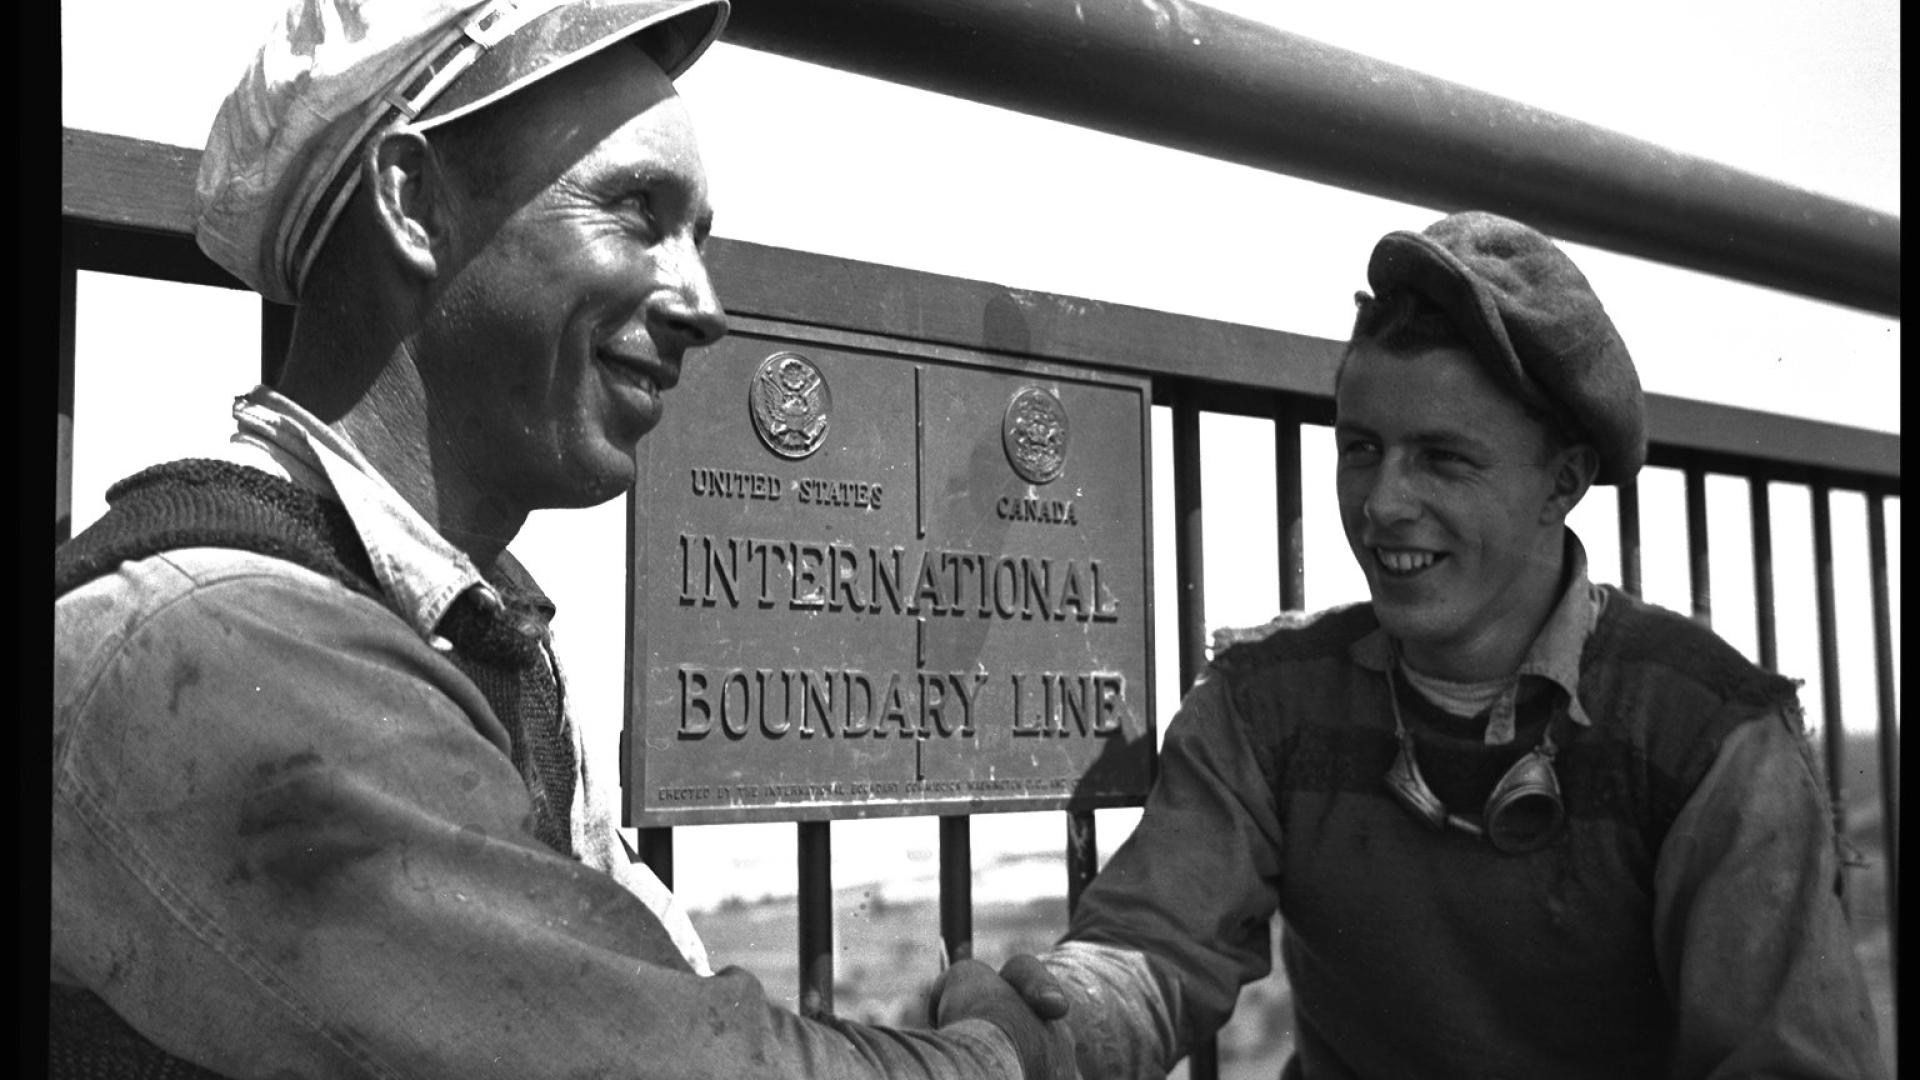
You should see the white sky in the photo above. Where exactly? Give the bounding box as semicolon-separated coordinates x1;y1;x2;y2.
61;0;1900;909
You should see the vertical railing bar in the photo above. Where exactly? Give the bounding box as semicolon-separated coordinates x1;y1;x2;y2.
1273;395;1305;613
1257;385;1309;1080
1685;464;1711;626
1173;391;1207;691
1617;479;1643;598
1809;483;1848;879
260;299;294;388
1170;387;1217;1080
1188;1030;1221;1079
1866;493;1899;1023
797;821;834;1019
1066;811;1097;915
1750;478;1779;672
57;248;78;547
635;827;674;890
939;815;974;963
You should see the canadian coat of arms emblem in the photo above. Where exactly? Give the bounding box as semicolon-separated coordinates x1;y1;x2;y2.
749;352;832;459
1002;385;1069;484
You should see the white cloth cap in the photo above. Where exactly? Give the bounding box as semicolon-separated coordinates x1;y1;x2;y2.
194;0;728;303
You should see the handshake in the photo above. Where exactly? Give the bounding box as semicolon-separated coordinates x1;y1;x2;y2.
926;953;1078;1080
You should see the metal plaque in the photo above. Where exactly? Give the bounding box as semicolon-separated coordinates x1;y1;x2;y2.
627;328;1154;825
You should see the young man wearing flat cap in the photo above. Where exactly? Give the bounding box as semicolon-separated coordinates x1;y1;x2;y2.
975;211;1887;1078
50;1;1071;1076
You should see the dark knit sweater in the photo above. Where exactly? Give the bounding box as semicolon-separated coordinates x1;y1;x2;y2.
1056;585;1824;1080
1208;596;1800;1078
51;458;580;1080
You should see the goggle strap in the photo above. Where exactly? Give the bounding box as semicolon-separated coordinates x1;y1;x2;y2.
1383;660;1563;850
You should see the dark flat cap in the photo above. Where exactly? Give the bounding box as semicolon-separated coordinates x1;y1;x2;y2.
1367;211;1646;485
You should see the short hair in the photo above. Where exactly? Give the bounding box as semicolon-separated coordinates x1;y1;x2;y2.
1337;288;1578;453
1348;287;1471;356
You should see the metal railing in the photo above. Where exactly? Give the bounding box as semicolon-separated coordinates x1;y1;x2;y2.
60;38;1899;1067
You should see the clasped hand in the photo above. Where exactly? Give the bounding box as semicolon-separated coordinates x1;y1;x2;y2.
927;954;1075;1080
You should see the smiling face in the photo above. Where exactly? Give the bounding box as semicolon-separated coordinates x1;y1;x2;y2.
1334;341;1582;681
416;43;725;514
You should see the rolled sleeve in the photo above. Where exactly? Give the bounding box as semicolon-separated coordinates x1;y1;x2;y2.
52;550;1028;1080
1652;710;1888;1080
1047;672;1284;1079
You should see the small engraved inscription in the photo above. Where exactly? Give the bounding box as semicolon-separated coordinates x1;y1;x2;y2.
690;466;784;501
1003;385;1068;484
996;495;1077;525
750;352;832;459
797;478;883;509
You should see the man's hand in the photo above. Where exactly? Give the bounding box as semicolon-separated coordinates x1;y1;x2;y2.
928;955;1074;1079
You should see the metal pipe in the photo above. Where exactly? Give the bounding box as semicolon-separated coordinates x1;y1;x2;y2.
635;827;674;890
1173;393;1207;691
1066;810;1098;915
1750;479;1778;673
939;815;974;962
1867;493;1899;1012
1168;389;1218;1080
1189;1040;1221;1080
1616;481;1643;599
57;252;77;548
1809;485;1848;855
261;301;294;388
1273;396;1306;613
1685;466;1711;626
798;821;834;1018
722;0;1899;317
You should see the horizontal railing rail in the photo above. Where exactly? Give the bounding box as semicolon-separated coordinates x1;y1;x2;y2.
61;128;1900;492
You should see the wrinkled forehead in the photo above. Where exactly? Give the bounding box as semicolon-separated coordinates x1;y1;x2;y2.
424;25;681;136
431;42;702;200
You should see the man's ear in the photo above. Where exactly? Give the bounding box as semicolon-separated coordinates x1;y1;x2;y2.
364;128;452;284
1542;443;1600;524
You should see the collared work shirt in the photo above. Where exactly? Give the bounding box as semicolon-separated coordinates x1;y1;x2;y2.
225;386;711;968
53;387;1028;1079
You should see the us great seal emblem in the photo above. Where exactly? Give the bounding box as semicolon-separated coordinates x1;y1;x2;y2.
749;352;831;460
1002;385;1069;484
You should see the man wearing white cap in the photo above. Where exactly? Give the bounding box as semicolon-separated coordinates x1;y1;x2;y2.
51;2;1069;1076
968;211;1887;1078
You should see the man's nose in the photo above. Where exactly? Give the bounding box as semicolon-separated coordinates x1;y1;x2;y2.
650;240;728;349
1363;453;1421;526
